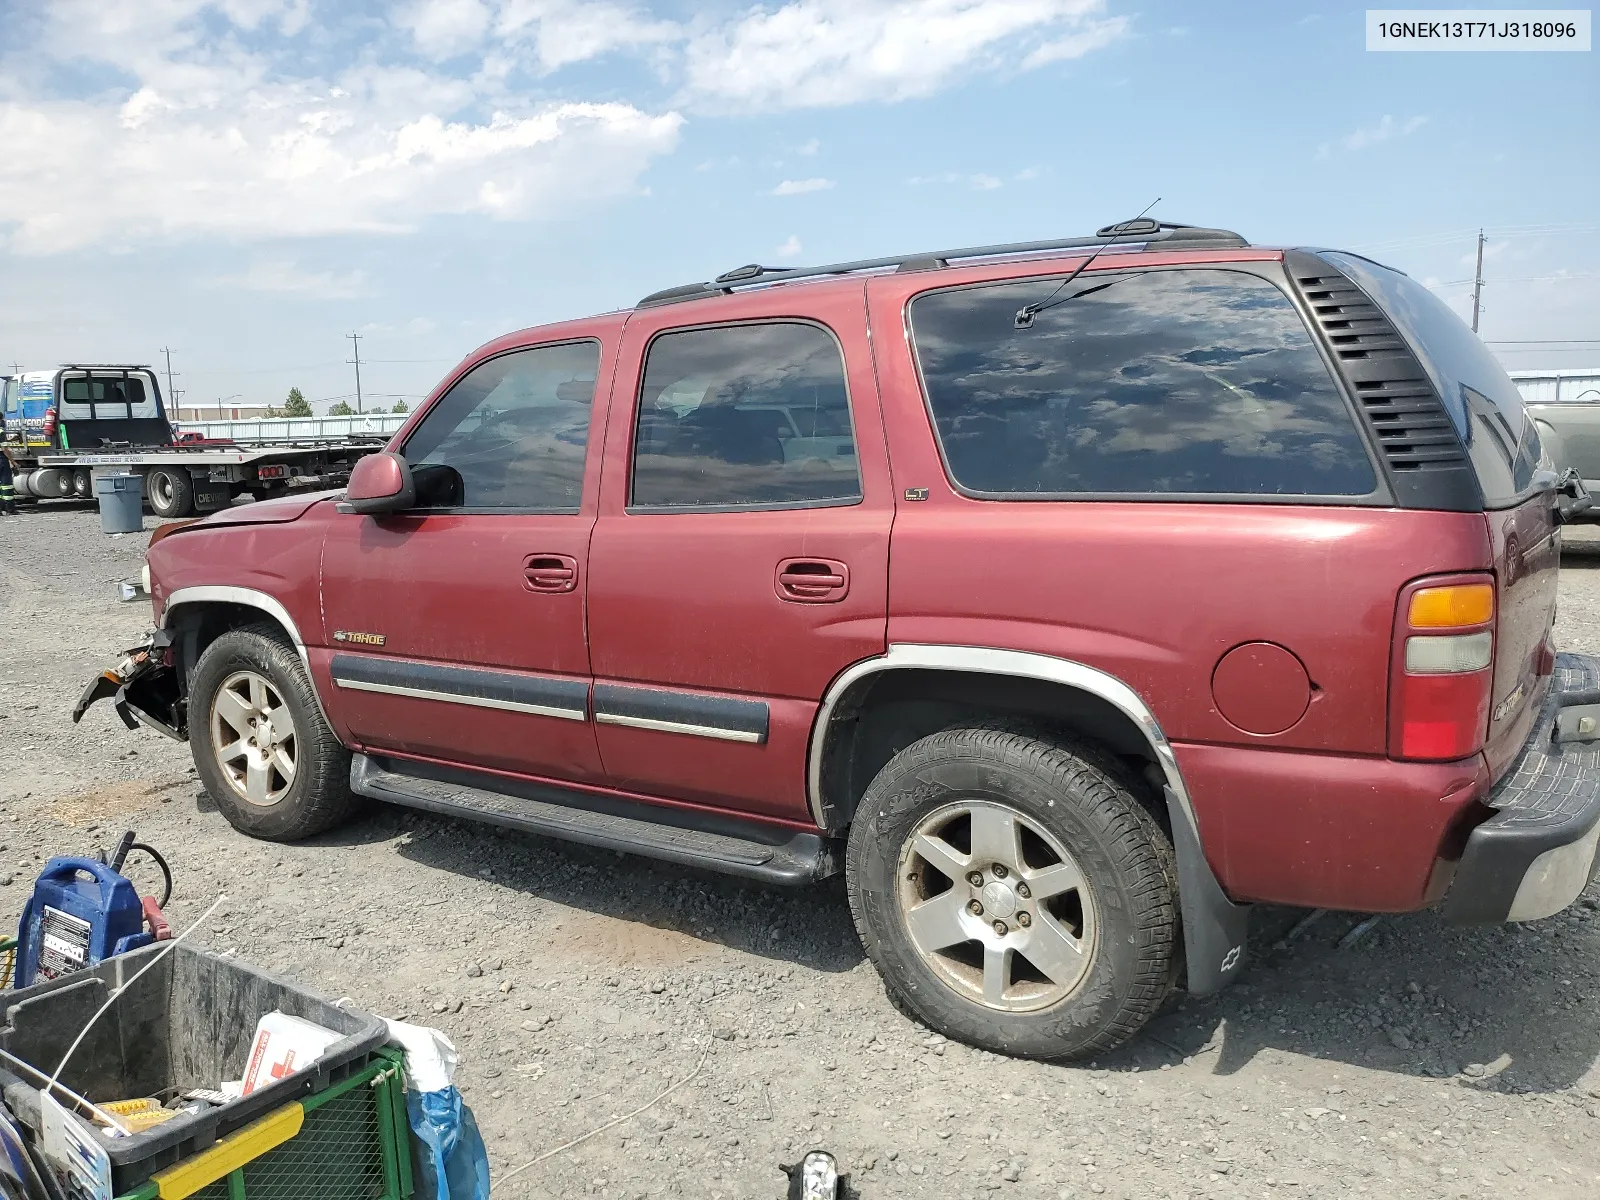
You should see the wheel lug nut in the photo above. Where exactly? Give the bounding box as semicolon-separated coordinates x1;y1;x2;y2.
1016;883;1031;899
1018;912;1032;928
968;900;984;916
967;872;984;887
991;864;1008;879
992;920;1008;937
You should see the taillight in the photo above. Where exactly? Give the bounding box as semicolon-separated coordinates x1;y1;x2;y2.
1390;579;1495;761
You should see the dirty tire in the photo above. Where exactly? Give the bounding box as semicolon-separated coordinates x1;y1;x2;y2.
72;468;92;499
845;725;1179;1060
147;467;194;518
189;625;358;841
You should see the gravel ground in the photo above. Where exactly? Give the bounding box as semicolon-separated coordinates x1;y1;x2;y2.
5;505;1600;1200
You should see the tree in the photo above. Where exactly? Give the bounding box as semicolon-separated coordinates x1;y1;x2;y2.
328;400;355;416
392;400;409;413
263;405;283;418
282;387;312;418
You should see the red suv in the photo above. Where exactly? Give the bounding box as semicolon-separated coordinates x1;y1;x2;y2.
79;220;1600;1059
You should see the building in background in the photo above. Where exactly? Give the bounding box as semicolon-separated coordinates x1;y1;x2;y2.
1510;369;1600;406
174;403;275;422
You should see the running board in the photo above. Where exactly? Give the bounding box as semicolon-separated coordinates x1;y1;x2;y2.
350;754;840;885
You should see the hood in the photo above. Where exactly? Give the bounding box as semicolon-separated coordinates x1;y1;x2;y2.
187;490;340;529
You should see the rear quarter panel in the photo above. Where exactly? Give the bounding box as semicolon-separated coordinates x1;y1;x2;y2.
867;263;1502;912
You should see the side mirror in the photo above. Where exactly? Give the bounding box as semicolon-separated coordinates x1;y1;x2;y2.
343;452;415;515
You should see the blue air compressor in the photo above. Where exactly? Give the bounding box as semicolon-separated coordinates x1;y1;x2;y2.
14;833;173;987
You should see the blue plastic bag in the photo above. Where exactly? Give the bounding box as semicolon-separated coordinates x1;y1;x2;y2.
383;1019;490;1200
408;1087;490;1200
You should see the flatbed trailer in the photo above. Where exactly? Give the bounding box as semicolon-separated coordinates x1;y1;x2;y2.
2;365;383;516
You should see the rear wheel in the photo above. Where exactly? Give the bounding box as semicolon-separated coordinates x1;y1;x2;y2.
189;626;357;841
72;468;92;499
846;725;1179;1059
147;467;194;517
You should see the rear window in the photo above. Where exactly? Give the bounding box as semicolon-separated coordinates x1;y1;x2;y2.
1322;252;1540;508
58;371;162;420
909;268;1376;498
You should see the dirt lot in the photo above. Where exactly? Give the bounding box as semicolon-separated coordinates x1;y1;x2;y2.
5;505;1600;1200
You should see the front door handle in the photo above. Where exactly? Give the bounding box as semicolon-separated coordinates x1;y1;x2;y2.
776;558;850;603
523;554;578;593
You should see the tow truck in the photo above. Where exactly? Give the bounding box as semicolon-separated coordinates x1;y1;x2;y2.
1;365;382;517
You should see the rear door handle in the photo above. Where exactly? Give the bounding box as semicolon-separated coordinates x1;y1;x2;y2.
776;558;850;603
523;554;578;593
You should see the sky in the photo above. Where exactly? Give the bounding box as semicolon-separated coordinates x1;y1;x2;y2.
0;0;1595;416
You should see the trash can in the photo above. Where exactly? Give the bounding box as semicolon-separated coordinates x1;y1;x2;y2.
0;943;391;1195
95;473;145;534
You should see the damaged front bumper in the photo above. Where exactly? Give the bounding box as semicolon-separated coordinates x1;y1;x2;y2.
1444;653;1600;924
73;629;187;741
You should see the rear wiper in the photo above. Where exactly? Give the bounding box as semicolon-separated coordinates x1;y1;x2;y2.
1015;199;1159;330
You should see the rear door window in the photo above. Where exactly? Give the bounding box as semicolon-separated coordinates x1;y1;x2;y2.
1322;251;1541;507
909;268;1377;498
630;321;861;509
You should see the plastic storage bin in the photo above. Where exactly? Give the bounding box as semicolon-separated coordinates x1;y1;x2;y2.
95;472;145;534
0;943;388;1195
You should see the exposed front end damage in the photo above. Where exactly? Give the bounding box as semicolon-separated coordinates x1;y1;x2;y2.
72;629;187;741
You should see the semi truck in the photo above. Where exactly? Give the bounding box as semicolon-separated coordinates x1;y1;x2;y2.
0;365;383;517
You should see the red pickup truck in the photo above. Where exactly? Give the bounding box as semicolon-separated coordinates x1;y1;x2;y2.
79;220;1600;1059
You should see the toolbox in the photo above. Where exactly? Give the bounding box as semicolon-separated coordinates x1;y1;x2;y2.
0;942;401;1197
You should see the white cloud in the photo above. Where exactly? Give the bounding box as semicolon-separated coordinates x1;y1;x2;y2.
1022;15;1129;67
496;0;680;72
214;261;372;299
910;171;1003;190
776;234;803;257
797;137;821;155
683;0;1129;111
772;177;835;195
0;3;684;254
400;0;493;59
1342;114;1429;152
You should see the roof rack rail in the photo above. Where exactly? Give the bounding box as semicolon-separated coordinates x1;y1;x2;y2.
637;221;1248;307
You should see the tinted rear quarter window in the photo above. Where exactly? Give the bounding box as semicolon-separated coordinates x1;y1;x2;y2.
1322;251;1540;507
910;268;1377;498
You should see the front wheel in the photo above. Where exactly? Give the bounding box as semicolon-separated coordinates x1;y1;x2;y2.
845;725;1179;1060
189;626;357;841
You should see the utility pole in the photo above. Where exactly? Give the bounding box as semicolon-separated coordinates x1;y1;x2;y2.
347;333;364;415
160;347;183;416
1470;229;1486;334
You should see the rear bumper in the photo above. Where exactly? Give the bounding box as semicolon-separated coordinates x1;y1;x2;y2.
1444;653;1600;924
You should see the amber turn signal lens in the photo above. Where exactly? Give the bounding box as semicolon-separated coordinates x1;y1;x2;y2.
1409;584;1494;629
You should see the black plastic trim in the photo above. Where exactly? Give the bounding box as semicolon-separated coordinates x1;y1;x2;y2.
593;683;769;741
1284;250;1482;513
330;653;589;717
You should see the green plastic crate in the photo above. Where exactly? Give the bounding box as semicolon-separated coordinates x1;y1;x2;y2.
115;1048;413;1200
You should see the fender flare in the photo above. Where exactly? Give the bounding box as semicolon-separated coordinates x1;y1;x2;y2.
161;585;337;731
809;643;1249;995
